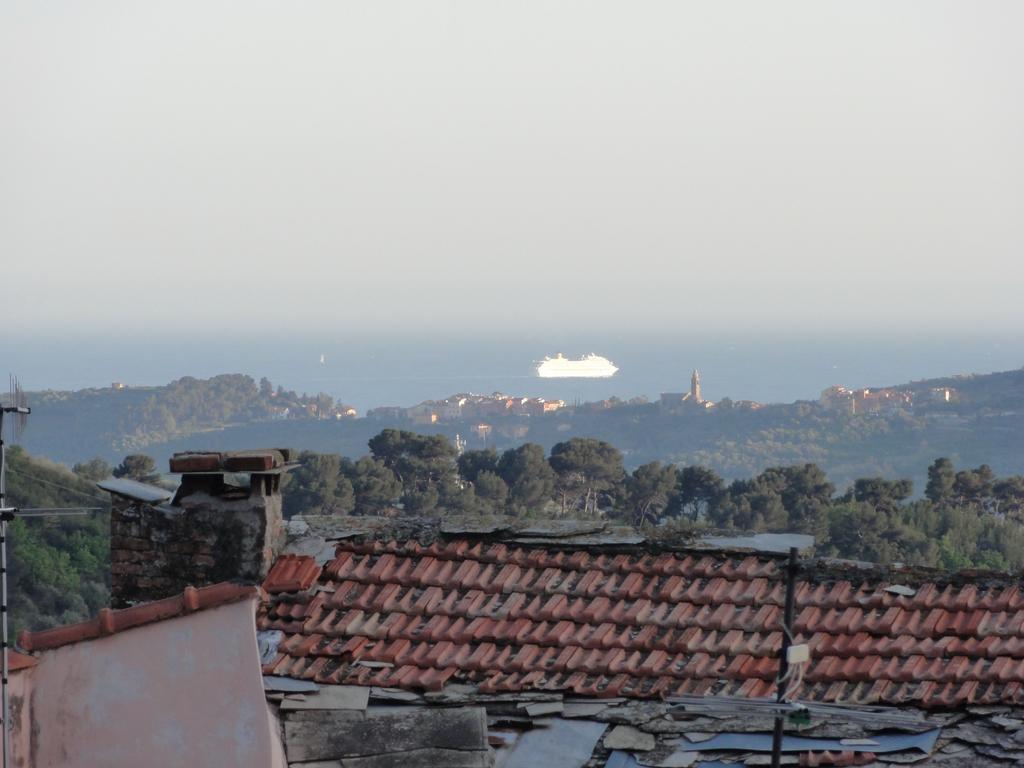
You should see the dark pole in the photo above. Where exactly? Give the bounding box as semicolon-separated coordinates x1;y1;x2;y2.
770;546;800;768
0;408;14;768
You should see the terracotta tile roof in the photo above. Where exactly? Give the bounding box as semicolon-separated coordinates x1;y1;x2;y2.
8;651;37;672
259;538;1024;707
264;554;323;594
20;582;257;653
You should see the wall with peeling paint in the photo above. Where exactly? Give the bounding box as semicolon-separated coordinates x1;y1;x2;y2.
28;598;274;768
10;669;32;768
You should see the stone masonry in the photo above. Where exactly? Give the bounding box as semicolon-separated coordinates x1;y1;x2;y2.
107;451;288;607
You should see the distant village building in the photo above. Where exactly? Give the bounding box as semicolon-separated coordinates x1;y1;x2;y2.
405;403;439;425
366;405;404;421
660;368;713;411
819;385;913;415
377;393;566;425
819;385;854;412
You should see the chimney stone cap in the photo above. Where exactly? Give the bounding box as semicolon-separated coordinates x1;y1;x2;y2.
169;449;296;474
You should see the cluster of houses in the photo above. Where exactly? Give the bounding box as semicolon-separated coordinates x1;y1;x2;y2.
820;385;957;415
367;392;566;426
268;393;358;421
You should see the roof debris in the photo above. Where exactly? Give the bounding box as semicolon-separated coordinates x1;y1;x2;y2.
279;684;369;711
604;725;657;751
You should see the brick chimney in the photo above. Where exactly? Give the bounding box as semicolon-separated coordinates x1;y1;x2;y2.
104;450;291;607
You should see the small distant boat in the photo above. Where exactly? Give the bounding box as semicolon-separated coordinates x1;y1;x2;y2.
319;354;326;365
535;353;618;379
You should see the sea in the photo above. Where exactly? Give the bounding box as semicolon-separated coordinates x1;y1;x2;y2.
5;330;1022;414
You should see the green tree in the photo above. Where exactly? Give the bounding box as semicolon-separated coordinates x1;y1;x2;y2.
925;458;956;504
827;501;931;565
112;454;159;484
548;438;625;516
848;477;913;512
497;444;557;516
714;464;833;541
72;458;113;482
953;465;995;507
284;452;355;516
350;457;402;514
369;429;458;492
3;447;110;633
473;471;509;513
994;476;1024;518
713;489;789;531
625;462;678;528
457;449;500;484
673;466;726;522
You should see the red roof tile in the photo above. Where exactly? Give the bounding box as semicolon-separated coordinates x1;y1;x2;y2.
20;582;256;652
8;651;37;672
264;554;322;594
258;541;1024;707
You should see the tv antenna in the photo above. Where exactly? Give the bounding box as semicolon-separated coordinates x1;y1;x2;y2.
0;377;102;768
667;545;926;766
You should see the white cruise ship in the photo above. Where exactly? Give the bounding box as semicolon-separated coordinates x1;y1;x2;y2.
535;353;619;378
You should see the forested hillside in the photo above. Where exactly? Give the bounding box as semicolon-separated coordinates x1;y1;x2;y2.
18;369;1024;492
280;429;1024;571
10;423;1024;633
3;447;112;633
21;374;347;463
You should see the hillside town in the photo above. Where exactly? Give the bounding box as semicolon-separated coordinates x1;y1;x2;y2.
819;384;958;415
368;392;567;425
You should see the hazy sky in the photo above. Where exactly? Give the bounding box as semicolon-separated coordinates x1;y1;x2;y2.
2;2;1021;336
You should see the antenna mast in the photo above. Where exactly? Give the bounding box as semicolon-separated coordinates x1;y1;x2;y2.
0;378;98;768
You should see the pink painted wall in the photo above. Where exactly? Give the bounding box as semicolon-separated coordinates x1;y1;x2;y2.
28;599;276;768
267;702;287;768
9;669;32;768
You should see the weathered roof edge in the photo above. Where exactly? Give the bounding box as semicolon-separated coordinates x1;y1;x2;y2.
287;515;1024;588
288;515;813;554
8;651;37;672
19;582;257;653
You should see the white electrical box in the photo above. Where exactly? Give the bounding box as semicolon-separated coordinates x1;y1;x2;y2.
787;644;810;664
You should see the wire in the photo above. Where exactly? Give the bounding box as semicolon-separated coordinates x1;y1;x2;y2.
5;468;110;505
784;662;806;701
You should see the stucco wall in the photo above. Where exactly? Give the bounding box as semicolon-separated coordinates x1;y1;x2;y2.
29;599;274;768
10;669;32;768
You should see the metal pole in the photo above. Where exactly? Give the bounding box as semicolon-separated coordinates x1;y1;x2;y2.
770;546;800;768
0;409;9;768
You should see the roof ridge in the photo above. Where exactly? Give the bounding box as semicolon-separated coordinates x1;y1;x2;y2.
19;582;257;653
